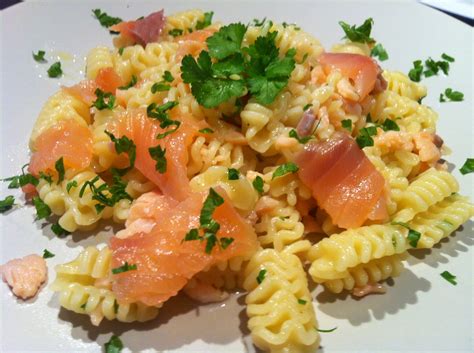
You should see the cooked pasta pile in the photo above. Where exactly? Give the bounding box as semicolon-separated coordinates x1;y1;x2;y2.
14;9;473;352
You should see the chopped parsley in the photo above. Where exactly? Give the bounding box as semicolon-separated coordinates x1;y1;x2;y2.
199;128;214;134
183;188;232;254
3;164;38;189
51;222;70;237
79;174;132;213
114;299;119;314
196;11;214;30
356;126;378;148
91;88;116;110
148;145;167;173
370;43;388;61
392;221;421;248
272;163;299;180
289;129;312;144
33;50;46;63
118;47;124;56
338;18;375;43
441;53;455;62
256;269;266;284
33;196;51;220
0;195;15;213
47;62;63;78
341;119;352;132
459;158;474;175
42;249;55;259
408;60;423;82
440;270;457;285
163;71;174;82
104;334;124;353
39;172;53;185
303;103;313;111
118;75;137;90
298;299;307;305
55;157;65;184
147;102;181;138
168;28;184;37
252;176;264;193
317;327;338;333
439;88;464;102
228;168;240;180
80;303;87;310
112;261;137;274
92;9;122;29
381;118;400;132
104;131;136;170
251;18;267;27
66;180;78;193
151;82;171;93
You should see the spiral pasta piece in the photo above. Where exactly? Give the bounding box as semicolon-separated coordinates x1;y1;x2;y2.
86;46;114;79
383;70;427;102
243;248;320;353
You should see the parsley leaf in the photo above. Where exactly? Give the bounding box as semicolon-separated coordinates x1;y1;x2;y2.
181;51;246;108
272;162;299;180
256;269;266;284
114;300;119;314
441;53;455;62
104;131;136;169
79;174;131;213
39;172;53;185
206;23;247;60
298;299;307;305
118;47;124;56
42;249;55;259
169;28;184;37
66;180;78;193
339;18;375;43
199;128;214;134
370;43;388;61
317;327;338;333
440;88;464;102
3;166;39;189
163;71;174;82
289;129;312;144
220;237;234;249
392;221;421;247
92;9;122;29
148;145;167;173
151;82;171;93
118;75;137;90
55;157;65;184
0;195;15;213
341;119;352;132
112;262;137;274
33;50;46;63
33;196;51;220
381;118;400;132
104;334;124;353
51;222;70;237
253;176;264;194
200;188;225;230
459;158;474;175
356;126;377;148
47;62;63;78
303;103;313;111
146;101;180;136
408;60;423;82
228;168;240;180
92;88;115;110
196;11;214;30
440;271;457;285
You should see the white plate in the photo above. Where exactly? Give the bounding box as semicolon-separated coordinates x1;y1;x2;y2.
1;1;472;352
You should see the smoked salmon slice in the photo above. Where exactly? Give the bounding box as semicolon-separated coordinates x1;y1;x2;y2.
319;52;379;101
29;119;93;176
110;10;165;46
109;189;258;306
296;132;387;228
106;108;206;201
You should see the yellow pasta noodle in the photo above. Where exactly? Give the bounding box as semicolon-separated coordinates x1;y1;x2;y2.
85;46;114;79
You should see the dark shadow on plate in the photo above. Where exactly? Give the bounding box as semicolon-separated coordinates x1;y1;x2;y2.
407;220;473;268
315;268;431;326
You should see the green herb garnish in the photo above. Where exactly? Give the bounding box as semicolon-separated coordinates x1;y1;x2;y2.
256;269;266;284
339;18;375;43
163;71;174;82
114;300;119;314
440;270;457;285
289;129;312;144
118;47;124;56
92;9;122;29
47;62;63;78
272;162;299;180
51;222;70;237
112;261;137;274
196;11;214;30
199;128;214;134
168;29;183;37
228;168;240;180
439;88;464;102
370;43;388;61
39;172;53;185
55;157;65;184
66;180;78;193
146;102;181;137
298;299;307;305
252;176;264;193
148;145;167;173
118;75;137;90
42;249;55;259
381;118;400;132
33;196;51;220
392;221;421;248
317;327;338;333
341;119;352;132
151;82;171;93
459;158;474;175
408;60;423;82
33;50;46;63
104;334;124;353
356;126;377;148
0;195;15;213
92;88;115;110
441;53;455;62
104;131;136;170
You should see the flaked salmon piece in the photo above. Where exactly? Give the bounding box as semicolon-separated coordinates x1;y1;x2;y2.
106;108;206;201
319;53;379;101
109;189;258;306
1;254;47;300
296;132;387;229
94;67;124;93
175;28;217;61
29;119;93;176
110;10;165;46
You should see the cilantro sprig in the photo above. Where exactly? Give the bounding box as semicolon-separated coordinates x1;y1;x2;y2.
183;188;233;254
339;18;375;43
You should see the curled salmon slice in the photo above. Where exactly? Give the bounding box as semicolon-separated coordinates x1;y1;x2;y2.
29;119;93;176
319;52;379;101
1;254;47;300
109;189;258;306
110;10;165;46
296;132;387;228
